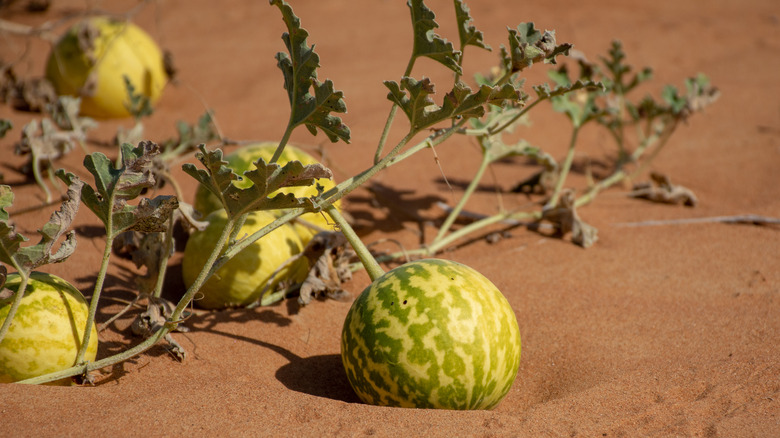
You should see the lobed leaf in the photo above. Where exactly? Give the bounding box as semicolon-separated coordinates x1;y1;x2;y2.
183;144;333;218
536;68;608;128
0;185;12;221
532;78;604;100
454;0;490;53
270;0;350;143
480;137;556;170
0;178;82;272
599;40;652;95
0;119;11;138
502;23;572;73
59;141;164;237
385;77;522;133
408;0;462;73
123;76;154;120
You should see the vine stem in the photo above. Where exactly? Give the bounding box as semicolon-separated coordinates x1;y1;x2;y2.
575;119;671;208
169;215;236;321
18;211;238;385
546;125;580;209
18;321;171;385
374;58;415;164
326;204;385;281
270;124;294;164
426;210;539;255
0;263;29;345
432;152;490;244
151;216;176;299
74;205;116;365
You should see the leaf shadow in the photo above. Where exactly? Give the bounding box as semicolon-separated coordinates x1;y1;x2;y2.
73;224;109;239
432;177;504;193
347;182;446;238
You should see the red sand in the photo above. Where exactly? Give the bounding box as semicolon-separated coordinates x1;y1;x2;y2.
1;0;778;436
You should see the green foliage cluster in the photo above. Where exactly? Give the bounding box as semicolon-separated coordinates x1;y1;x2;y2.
0;0;717;385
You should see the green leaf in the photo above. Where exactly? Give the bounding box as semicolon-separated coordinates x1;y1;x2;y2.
0;119;11;138
225;158;332;216
599;40;652;95
0;186;12;221
502;23;572;73
271;0;350;143
533;77;604;100
534;74;606;127
0;178;82;272
454;0;490;53
182;144;334;218
59;141;164;237
124;76;154;120
481;136;556;169
0;223;26;269
181;146;237;204
408;0;462;74
385;77;522;133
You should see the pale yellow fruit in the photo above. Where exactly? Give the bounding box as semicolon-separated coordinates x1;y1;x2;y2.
182;209;309;309
0;272;99;386
45;17;167;118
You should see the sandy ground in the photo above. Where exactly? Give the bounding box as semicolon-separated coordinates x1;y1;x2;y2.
0;0;778;436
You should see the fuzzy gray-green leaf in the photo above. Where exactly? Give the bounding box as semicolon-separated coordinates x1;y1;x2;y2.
454;0;490;53
271;0;350;143
408;0;461;74
385;77;522;133
503;23;572;73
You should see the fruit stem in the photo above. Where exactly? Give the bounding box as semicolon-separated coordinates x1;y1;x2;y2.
325;204;385;282
0;269;29;345
170;215;237;321
271;125;294;164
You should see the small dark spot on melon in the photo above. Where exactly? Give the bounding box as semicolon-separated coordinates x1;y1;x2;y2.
403;300;407;305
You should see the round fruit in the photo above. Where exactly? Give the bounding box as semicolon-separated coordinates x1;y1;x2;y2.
182;209;309;309
45;16;167;118
341;259;521;409
0;271;98;385
192;142;339;245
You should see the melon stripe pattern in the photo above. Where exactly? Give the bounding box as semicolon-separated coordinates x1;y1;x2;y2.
341;259;521;409
0;272;98;385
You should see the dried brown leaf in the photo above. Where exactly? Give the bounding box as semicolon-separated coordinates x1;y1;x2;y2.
298;231;354;306
539;189;598;248
628;172;698;207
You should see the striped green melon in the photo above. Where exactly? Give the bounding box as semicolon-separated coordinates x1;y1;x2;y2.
182;209;309;309
341;259;521;409
192;142;339;245
0;272;98;385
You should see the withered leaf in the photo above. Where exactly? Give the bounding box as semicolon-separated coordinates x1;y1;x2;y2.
298;231;354;306
0;178;82;272
538;190;598;248
628;172;698;207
